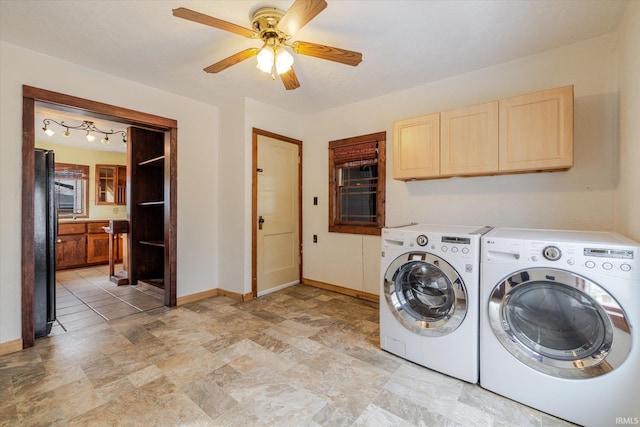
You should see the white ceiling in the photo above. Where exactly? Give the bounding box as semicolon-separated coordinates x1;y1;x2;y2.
0;0;628;118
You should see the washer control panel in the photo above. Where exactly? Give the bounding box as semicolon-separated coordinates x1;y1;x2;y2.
525;240;638;278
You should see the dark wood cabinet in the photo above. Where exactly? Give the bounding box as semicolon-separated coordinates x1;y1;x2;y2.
56;223;86;269
128;127;167;292
86;222;110;264
56;221;122;270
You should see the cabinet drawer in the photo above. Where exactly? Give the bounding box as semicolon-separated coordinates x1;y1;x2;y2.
58;223;86;235
87;222;109;233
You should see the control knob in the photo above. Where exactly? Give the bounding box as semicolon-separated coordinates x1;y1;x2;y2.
542;246;562;261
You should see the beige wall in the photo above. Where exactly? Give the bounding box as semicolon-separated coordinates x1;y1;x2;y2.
301;32;622;295
615;0;640;242
35;141;127;220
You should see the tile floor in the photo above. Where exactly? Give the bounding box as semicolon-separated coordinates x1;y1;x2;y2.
52;264;164;335
1;284;575;426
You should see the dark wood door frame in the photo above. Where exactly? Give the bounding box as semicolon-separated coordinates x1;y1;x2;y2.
251;128;303;298
22;85;178;348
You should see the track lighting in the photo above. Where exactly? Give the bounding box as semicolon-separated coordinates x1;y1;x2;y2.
41;119;126;145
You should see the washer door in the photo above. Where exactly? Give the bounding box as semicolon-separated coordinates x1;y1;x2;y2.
489;268;631;379
384;252;467;337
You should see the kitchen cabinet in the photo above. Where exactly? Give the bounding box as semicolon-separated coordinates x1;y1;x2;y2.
393;113;440;180
440;101;499;177
86;222;110;264
55;223;86;269
56;220;122;270
499;85;573;172
392;85;573;181
96;164;126;205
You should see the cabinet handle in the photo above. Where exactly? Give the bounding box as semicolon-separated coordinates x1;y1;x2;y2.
57;239;62;243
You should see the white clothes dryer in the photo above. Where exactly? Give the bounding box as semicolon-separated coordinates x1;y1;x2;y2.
480;227;640;427
380;224;492;383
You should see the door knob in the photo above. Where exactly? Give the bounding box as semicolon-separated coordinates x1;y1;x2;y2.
258;216;265;230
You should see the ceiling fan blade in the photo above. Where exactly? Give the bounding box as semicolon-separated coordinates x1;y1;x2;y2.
291;41;362;66
173;7;257;38
280;67;301;90
203;48;259;73
278;0;327;36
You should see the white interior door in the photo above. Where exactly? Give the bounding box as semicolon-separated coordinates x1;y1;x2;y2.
257;135;300;296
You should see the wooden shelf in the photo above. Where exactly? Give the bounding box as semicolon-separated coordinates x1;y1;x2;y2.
138;155;165;167
139;240;164;247
137;201;164;207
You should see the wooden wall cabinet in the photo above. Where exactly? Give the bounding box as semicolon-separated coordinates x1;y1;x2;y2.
440;101;499;177
96;164;126;205
392;85;573;181
499;86;573;172
393;113;440;180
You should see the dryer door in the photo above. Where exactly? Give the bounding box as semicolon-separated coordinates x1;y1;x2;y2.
488;267;631;379
384;252;467;337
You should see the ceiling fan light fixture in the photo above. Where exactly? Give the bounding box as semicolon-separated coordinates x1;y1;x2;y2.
256;45;274;73
275;47;294;74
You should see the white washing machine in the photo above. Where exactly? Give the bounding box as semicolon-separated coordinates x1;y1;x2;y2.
380;223;492;383
480;227;640;427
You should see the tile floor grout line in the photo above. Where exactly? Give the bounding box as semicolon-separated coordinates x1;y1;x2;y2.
57;280;110;321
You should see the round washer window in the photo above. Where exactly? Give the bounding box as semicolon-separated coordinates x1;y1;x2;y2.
489;268;631;379
384;252;467;337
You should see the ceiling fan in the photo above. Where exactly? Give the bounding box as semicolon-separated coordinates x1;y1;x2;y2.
172;0;363;90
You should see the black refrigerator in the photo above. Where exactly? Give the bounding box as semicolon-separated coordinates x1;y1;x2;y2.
34;148;56;337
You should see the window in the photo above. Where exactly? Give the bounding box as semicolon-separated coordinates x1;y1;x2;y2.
329;131;385;235
55;163;89;218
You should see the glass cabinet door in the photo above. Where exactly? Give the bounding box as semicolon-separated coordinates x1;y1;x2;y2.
96;164;126;205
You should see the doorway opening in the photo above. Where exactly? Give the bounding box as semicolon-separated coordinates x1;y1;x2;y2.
251;128;303;298
22;85;177;349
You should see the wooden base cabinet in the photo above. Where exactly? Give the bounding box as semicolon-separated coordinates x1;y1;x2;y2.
55;223;86;270
56;221;122;270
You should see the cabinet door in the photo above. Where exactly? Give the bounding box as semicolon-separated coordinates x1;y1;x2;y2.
56;234;86;269
96;165;117;204
87;233;110;264
499;86;573;172
441;101;499;176
393;113;440;180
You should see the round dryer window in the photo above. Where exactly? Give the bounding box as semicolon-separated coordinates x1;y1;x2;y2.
384;252;467;337
488;268;631;379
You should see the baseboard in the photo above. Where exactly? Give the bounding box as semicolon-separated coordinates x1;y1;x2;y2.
0;338;23;356
176;289;219;306
178;281;375;306
218;288;254;302
302;278;379;303
176;288;254;305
